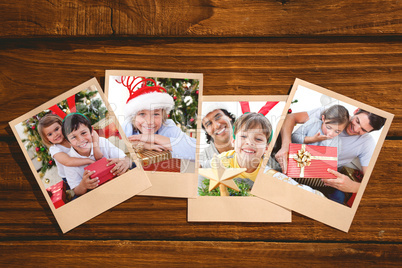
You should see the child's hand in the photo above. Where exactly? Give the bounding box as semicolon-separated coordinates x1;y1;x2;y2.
143;142;167;152
107;158;130;176
305;132;329;144
128;134;151;143
82;170;99;190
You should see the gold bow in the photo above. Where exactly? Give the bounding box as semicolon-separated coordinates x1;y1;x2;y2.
289;144;337;177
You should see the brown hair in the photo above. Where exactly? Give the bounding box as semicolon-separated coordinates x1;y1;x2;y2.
38;114;63;148
233;112;272;143
321;105;349;125
131;109;168;132
355;109;386;131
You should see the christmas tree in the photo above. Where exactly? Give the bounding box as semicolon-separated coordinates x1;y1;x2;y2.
21;88;107;182
152;78;199;133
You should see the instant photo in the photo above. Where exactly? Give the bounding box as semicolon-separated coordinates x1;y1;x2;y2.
251;78;393;232
188;95;291;222
105;70;202;198
9;78;151;233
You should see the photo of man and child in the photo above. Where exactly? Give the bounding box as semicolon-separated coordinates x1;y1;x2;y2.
198;101;286;196
266;84;387;207
14;87;132;209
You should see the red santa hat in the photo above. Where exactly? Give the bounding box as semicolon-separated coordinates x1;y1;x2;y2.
116;76;174;120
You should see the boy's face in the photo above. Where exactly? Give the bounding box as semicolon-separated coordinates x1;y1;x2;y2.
134;109;163;134
345;112;374;136
202;109;232;145
232;125;269;167
66;124;93;156
43;122;63;144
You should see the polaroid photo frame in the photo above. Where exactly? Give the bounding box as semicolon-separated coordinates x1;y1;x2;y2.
188;95;291;222
9;78;151;233
105;70;202;198
251;78;394;232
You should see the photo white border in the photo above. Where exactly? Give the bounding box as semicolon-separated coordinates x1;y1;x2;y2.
9;78;152;233
251;78;394;232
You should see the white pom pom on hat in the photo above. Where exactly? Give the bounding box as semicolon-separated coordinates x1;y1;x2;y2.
202;102;230;118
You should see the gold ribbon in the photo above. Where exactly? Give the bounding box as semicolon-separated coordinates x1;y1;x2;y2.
289;144;337;177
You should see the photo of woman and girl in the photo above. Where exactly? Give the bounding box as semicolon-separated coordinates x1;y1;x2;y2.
271;85;386;206
16;88;131;207
198;101;324;197
109;75;197;173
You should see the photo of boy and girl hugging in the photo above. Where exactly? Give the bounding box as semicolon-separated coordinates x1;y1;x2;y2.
38;112;130;198
269;87;386;206
198;101;325;197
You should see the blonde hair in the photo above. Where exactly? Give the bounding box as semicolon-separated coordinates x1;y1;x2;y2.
131;109;168;132
38;114;63;148
233;112;272;143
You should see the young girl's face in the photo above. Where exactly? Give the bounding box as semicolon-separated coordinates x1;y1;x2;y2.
43;122;64;144
321;116;347;138
232;125;268;168
134;109;163;134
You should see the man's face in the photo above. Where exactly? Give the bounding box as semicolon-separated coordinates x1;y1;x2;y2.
345;112;374;136
232;125;268;168
202;109;232;146
67;124;92;156
134;109;163;134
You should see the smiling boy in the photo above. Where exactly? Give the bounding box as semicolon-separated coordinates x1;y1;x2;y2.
62;113;130;196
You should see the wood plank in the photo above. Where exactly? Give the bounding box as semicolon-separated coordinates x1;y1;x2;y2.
1;38;401;136
0;0;401;37
0;241;400;266
1;139;401;241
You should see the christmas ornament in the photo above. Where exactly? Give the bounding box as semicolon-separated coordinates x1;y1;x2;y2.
37;157;42;162
40;147;45;152
39;172;44;178
48;160;53;165
198;154;245;196
36;147;40;152
45;178;50;183
86;99;91;105
31;125;36;130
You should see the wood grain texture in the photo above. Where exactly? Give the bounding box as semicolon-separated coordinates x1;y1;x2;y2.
1;139;401;241
0;241;400;266
1;37;401;136
1;0;401;37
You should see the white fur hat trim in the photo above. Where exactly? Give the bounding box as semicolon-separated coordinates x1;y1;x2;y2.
202;102;230;117
124;91;174;120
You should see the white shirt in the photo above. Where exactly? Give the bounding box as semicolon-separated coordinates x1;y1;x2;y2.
49;144;70;178
64;137;126;190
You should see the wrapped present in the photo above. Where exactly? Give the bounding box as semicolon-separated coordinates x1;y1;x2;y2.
46;181;66;209
142;158;181;172
287;143;337;179
135;149;172;166
93;117;122;139
84;157;116;186
339;166;363;207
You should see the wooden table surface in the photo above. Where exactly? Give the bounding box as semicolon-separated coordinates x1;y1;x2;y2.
1;1;401;266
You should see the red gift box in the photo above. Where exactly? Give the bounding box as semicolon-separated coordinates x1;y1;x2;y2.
46;181;66;209
84;157;116;186
287;143;337;178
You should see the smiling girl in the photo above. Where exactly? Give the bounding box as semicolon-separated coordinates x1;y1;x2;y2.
291;104;349;148
38;114;103;187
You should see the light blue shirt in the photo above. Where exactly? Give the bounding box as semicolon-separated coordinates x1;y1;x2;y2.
123;119;196;160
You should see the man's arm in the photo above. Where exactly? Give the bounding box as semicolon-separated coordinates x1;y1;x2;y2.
275;112;310;173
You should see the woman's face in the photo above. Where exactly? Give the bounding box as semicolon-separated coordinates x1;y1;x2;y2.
134;109;163;134
202;109;232;146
